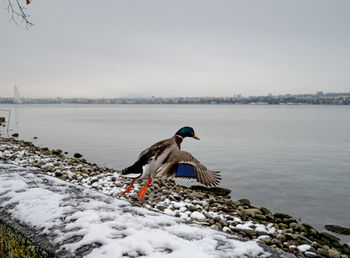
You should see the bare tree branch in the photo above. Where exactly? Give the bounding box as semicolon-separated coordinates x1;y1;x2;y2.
5;0;33;28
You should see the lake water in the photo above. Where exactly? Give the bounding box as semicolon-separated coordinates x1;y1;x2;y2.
1;104;349;242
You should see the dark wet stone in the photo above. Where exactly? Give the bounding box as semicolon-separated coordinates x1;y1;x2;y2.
238;199;251;206
156;205;166;212
325;225;350;235
74;153;83;159
190;185;231;196
255;214;267;220
11;133;19;137
111;233;127;239
317;248;329;256
319;232;340;242
62;235;84;244
90;178;99;184
122;250;145;257
52;149;62;155
274;213;292;219
54;171;63;177
260;207;271;215
75;242;102;256
157;247;172;254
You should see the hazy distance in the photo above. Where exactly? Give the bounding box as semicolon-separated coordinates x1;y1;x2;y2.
1;0;349;98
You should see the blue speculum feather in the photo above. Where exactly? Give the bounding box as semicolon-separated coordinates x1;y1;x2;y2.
175;163;197;178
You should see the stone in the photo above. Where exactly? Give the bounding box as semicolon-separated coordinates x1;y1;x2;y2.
190;185;231;196
244;208;262;216
238;199;251;206
219;220;228;227
295;224;304;232
302;223;314;230
156;205;166;211
328;248;341;258
279;223;288;229
260;207;271;215
162;189;171;195
325;225;350;235
319;232;340;243
192;192;204;198
90;178;99;184
311;242;322;249
74;153;83;159
255;214;266;220
304;251;318;257
187;204;197;212
285;229;293;234
289;222;298;228
285;233;298;241
52;149;62;155
261;237;272;245
54;171;63;177
190;211;206;221
274;213;293;219
222;227;231;233
317;248;329;256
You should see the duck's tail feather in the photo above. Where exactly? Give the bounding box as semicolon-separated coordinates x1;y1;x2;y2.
121;162;143;179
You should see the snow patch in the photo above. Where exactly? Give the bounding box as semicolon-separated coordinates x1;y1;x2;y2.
297;244;311;252
0;164;271;257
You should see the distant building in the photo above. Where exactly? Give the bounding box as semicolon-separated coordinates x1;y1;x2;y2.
316;91;324;96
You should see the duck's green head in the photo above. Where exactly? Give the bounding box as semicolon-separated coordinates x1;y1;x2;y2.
175;126;200;140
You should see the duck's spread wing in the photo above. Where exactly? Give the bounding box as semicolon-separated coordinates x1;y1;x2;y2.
137;139;173;160
156;151;221;187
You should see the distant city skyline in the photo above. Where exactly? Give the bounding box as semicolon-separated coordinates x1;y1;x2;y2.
1;1;350;98
1;90;350;106
1;85;350;99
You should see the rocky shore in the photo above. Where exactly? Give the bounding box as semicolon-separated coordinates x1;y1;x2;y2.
1;137;349;258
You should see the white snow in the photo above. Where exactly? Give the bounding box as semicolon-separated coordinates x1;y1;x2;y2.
258;235;271;240
235;221;254;231
0;163;271;258
190;211;206;220
2;187;66;231
304;251;318;257
297;244;311;252
255;224;268;233
233;216;243;224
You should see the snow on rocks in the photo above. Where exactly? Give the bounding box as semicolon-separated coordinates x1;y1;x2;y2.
190;211;206;221
1;138;349;257
297;244;311;252
0;163;276;257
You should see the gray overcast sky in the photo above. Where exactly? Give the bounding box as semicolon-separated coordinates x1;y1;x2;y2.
1;0;349;98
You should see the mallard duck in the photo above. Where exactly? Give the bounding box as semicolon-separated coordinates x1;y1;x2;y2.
121;126;221;199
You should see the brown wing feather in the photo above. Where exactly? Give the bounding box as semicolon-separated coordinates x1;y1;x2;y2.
156;150;221;187
137;139;173;159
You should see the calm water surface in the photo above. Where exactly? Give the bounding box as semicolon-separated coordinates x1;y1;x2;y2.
1;104;349;242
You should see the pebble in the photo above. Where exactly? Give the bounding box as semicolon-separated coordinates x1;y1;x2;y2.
190;211;206;221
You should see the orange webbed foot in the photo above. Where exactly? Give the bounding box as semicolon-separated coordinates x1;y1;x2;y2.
137;178;152;199
122;179;135;195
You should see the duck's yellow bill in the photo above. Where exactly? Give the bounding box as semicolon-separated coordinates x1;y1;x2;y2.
193;135;200;140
